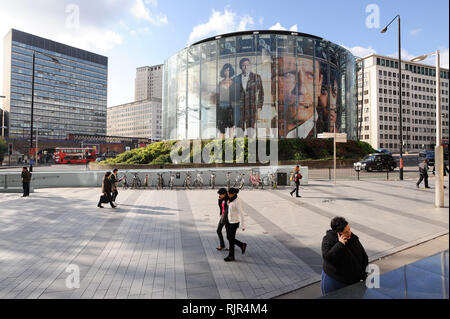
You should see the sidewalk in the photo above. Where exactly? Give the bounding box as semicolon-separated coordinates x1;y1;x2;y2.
0;177;448;299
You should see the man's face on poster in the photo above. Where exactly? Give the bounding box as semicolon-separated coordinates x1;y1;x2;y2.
240;59;250;76
277;56;322;132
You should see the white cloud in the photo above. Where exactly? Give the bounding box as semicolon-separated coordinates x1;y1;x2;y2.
269;22;298;32
269;22;286;31
409;28;422;36
188;9;255;44
131;0;167;25
259;17;264;25
342;45;377;58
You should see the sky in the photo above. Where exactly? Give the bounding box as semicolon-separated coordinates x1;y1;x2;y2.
0;0;449;108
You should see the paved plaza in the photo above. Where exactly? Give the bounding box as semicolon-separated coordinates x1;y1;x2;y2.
0;177;448;299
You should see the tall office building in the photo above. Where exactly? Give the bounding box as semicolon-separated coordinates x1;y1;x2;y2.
134;64;163;101
107;98;162;140
356;54;449;152
2;29;108;140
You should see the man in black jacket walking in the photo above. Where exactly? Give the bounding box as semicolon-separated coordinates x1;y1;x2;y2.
21;167;32;197
290;165;302;198
321;216;368;295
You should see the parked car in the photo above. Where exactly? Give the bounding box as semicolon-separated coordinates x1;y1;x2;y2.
354;153;397;172
376;148;392;156
418;150;435;166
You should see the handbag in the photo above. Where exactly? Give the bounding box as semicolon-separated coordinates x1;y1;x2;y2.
100;194;110;203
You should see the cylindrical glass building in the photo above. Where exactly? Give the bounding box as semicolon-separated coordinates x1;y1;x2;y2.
162;30;356;141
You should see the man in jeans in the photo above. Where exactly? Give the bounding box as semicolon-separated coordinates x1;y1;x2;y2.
417;159;430;189
21;167;32;197
109;168;119;205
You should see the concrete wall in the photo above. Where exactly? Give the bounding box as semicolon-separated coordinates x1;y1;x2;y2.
0;166;308;190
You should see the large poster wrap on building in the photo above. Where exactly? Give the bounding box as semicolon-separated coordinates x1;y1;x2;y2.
163;31;356;141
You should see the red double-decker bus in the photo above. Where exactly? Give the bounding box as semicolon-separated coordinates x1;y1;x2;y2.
54;147;97;164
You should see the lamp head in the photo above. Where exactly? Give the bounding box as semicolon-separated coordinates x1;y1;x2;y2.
380;27;388;33
410;54;429;63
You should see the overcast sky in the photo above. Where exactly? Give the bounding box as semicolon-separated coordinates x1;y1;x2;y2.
0;0;448;108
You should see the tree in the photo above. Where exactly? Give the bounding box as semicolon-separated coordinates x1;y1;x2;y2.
0;137;7;164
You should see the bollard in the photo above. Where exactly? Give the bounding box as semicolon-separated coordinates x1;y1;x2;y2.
386;168;389;180
329;167;331;180
357;169;360;181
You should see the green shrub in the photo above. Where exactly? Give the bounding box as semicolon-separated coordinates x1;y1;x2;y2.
100;138;375;164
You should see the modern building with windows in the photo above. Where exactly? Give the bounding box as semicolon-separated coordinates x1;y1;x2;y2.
2;29;108;140
135;64;163;101
162;30;357;141
107;98;162;140
356;54;449;152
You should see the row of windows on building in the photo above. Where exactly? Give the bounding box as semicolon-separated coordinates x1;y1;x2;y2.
13;41;107;75
376;57;450;79
12;67;107;93
376;96;450;105
11;55;107;86
12;45;107;79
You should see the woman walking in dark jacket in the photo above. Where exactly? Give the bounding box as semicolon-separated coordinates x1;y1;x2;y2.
98;172;116;208
321;216;368;295
216;188;229;251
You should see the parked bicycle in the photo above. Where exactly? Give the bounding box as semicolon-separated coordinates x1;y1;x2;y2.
193;171;204;189
248;170;262;189
169;171;176;190
226;171;232;190
130;172;142;189
262;172;277;189
119;172;129;190
183;172;192;189
233;172;245;190
209;171;216;189
156;172;165;190
144;174;149;188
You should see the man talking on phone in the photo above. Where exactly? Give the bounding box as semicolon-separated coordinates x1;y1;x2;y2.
320;216;369;296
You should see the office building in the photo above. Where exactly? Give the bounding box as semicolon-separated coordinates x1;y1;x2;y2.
135;64;163;101
357;54;449;151
107;98;162;140
2;29;108;140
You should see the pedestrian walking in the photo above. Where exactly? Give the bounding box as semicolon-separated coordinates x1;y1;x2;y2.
98;171;116;208
224;188;247;262
216;188;229;251
321;216;368;296
110;168;119;205
289;165;302;198
21;167;32;197
416;159;430;189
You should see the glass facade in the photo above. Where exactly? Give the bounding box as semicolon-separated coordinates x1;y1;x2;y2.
5;29;107;140
163;31;356;140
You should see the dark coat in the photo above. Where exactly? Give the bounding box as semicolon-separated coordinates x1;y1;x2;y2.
294;172;302;185
102;176;112;194
218;197;229;224
21;171;32;183
321;229;369;285
231;72;264;129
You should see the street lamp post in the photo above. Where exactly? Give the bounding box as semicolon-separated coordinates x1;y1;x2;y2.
411;50;444;208
29;51;59;172
381;14;404;180
1;95;6;138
